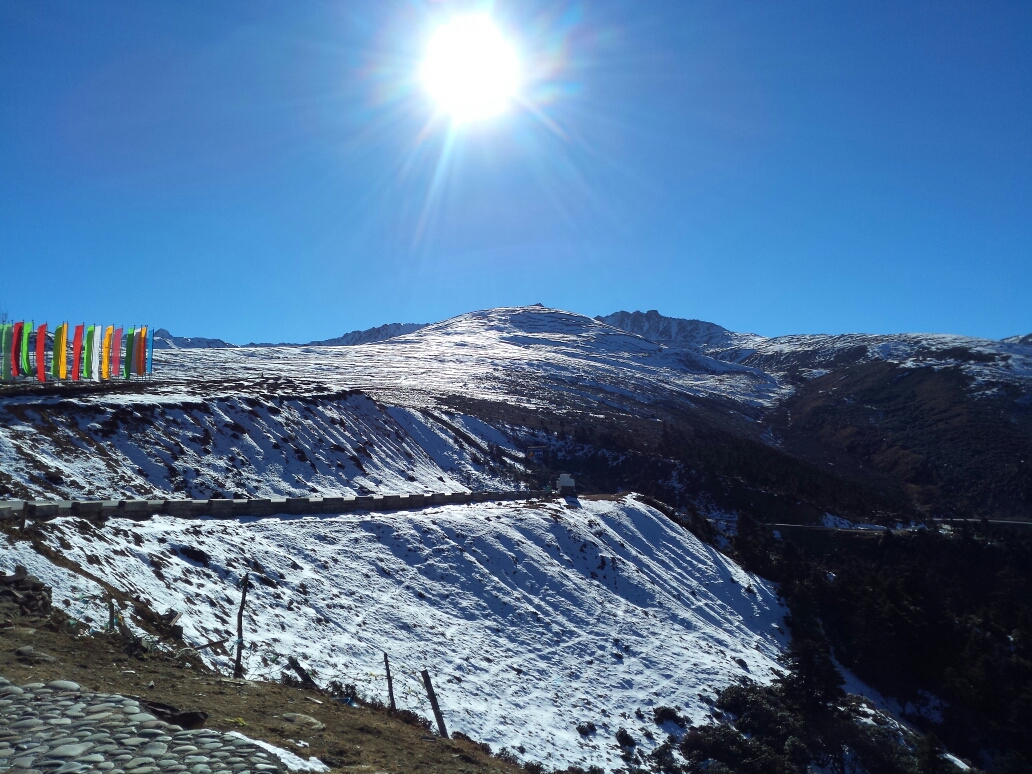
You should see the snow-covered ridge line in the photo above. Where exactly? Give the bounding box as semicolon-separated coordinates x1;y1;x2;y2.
152;306;790;410
600;309;1032;384
0;488;546;520
150;322;430;349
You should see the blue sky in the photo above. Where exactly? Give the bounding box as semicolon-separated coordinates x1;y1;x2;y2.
1;1;1029;343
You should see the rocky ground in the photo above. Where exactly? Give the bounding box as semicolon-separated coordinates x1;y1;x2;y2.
0;600;523;774
0;677;289;774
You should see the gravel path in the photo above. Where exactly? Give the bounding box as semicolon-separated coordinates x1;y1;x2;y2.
0;676;285;774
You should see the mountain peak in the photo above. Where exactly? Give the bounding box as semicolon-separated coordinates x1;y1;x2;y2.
595;309;741;348
307;322;428;347
152;328;237;349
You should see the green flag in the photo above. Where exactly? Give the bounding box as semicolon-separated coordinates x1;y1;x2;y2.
1;324;11;381
21;321;32;376
84;325;95;380
124;327;135;379
51;323;61;379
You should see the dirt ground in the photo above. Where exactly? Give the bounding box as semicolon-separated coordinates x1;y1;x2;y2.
0;602;526;774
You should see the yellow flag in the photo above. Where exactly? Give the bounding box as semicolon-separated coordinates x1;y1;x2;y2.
101;326;113;380
59;323;68;380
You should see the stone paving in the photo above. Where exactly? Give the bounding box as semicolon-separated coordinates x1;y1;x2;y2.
0;676;286;774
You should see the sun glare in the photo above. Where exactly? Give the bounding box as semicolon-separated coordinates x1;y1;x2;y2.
421;15;520;124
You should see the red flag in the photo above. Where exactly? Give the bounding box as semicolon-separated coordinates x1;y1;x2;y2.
36;323;47;382
137;326;148;375
72;324;84;382
11;322;22;377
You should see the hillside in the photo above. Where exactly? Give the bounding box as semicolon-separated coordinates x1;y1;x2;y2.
5;495;787;772
2;305;1030;519
4;304;1028;769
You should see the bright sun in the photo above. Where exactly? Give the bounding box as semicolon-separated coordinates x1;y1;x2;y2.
421;15;520;124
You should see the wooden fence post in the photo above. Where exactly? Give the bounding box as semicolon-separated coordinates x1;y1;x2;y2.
420;669;448;738
233;573;250;679
287;655;320;690
384;653;396;712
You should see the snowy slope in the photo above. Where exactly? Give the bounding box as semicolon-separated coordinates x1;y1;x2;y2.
600;309;1032;387
711;330;1032;386
245;322;429;348
5;304;1027;501
152;329;237;350
150;308;1032;402
153;307;785;412
7;496;787;771
0;308;779;499
152;306;1032;410
0;390;522;499
305;322;428;347
595;310;761;350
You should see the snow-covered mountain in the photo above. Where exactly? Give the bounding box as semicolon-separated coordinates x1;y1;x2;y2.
155;307;784;412
151;308;1032;394
152;328;237;350
306;322;428;346
601;309;1032;386
3;303;1029;768
246;322;429;348
595;310;759;350
2;305;1030;518
0;306;780;500
7;495;787;771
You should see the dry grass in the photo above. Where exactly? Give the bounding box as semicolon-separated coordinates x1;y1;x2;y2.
0;603;524;774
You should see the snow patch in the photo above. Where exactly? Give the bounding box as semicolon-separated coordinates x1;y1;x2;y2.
226;732;329;772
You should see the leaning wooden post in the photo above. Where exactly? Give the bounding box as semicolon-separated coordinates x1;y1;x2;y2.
420;668;448;738
286;656;320;690
384;653;396;712
233;573;250;679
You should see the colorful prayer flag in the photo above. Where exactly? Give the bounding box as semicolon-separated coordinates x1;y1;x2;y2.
1;318;156;383
136;326;147;375
101;326;113;380
10;321;23;379
72;324;84;382
36;323;47;382
11;322;23;378
21;322;32;377
84;325;95;380
124;327;135;380
0;324;11;382
50;324;59;379
60;323;69;380
92;326;101;381
112;327;122;378
53;323;68;380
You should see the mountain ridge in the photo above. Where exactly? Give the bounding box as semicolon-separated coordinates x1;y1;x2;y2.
3;303;1030;768
246;321;429;348
2;305;1030;519
155;309;1030;354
